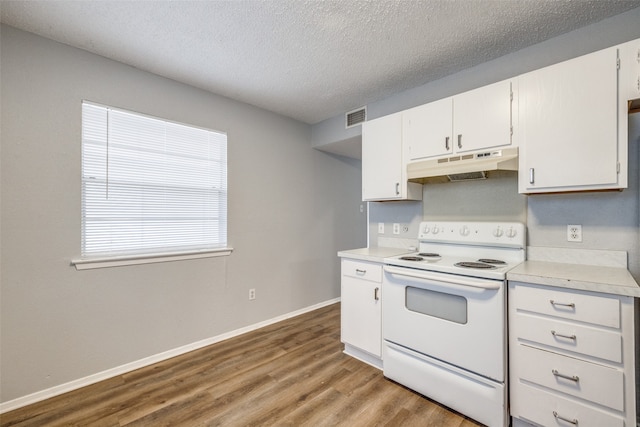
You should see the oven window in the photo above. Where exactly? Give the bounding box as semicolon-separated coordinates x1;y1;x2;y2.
405;286;468;324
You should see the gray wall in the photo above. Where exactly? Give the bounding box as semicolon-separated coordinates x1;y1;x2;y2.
0;25;366;403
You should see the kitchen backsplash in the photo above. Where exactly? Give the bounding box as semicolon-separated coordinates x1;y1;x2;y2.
369;170;525;247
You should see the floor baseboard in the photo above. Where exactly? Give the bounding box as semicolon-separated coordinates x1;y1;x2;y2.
0;298;340;414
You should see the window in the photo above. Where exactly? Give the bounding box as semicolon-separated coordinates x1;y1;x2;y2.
80;102;227;260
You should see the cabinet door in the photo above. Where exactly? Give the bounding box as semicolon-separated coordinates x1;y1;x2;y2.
362;113;403;200
453;79;514;153
341;275;381;357
519;47;619;192
404;98;453;160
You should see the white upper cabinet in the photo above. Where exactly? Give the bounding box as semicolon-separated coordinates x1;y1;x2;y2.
454;79;514;153
362;112;422;201
403;97;453;159
518;46;623;193
404;79;515;161
618;38;640;108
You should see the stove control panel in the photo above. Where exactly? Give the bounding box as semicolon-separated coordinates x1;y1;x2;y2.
419;221;526;248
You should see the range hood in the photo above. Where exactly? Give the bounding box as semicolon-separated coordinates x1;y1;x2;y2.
407;147;518;183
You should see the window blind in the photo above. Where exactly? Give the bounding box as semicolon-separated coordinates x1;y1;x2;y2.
81;102;227;257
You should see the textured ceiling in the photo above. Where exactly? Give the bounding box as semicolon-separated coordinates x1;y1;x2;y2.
2;0;640;124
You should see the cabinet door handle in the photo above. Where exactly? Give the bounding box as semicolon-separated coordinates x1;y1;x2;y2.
552;369;579;382
529;168;535;184
551;330;576;341
553;411;578;425
445;136;450;150
457;134;462;149
374;287;380;301
395;182;400;195
550;299;575;309
355;269;366;275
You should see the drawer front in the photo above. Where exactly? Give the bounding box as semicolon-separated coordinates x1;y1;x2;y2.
512;381;624;427
511;283;620;328
517;344;624;411
342;259;382;283
513;312;622;363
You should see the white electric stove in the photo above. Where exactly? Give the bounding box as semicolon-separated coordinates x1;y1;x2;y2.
382;221;526;427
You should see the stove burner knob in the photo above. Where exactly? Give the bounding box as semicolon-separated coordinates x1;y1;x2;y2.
493;226;503;237
506;227;517;238
459;225;470;236
423;225;430;234
432;227;440;235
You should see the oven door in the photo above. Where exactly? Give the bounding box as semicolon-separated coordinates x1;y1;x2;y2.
383;265;505;381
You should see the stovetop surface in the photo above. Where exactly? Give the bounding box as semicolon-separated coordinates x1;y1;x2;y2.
384;221;527;280
384;252;521;280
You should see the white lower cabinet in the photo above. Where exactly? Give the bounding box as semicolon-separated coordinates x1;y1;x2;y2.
340;259;383;368
509;282;637;427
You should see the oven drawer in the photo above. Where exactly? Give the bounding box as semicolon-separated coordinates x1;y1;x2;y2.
342;259;382;283
513;381;624;427
517;344;624;411
513;312;622;363
511;282;620;328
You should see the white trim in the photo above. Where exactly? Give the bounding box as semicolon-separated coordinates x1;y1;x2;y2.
71;248;233;270
343;344;382;370
0;297;340;414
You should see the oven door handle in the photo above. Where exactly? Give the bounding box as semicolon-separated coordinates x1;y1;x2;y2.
384;265;502;290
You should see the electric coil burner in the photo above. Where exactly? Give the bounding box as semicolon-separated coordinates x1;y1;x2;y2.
399;256;424;261
419;252;441;259
478;258;507;265
382;221;526;427
455;261;497;269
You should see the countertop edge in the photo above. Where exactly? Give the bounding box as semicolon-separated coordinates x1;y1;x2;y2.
338;247;412;264
507;261;640;298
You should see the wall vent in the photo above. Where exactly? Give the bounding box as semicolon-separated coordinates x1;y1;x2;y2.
345;106;367;128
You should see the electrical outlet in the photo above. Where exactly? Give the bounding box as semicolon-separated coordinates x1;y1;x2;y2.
249;288;256;300
393;223;400;235
402;225;409;233
567;225;582;242
378;222;385;234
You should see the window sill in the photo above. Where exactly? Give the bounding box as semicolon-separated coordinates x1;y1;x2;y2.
70;248;233;270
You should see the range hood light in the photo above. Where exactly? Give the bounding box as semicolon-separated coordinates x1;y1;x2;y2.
447;171;487;182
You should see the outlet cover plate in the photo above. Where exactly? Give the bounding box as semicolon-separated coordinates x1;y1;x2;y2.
567;225;582;242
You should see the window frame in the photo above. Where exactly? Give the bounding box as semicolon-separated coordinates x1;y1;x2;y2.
72;101;232;270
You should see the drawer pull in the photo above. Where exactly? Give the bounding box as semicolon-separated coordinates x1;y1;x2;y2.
553;411;578;425
551;330;577;341
550;299;575;309
374;287;380;301
355;269;366;274
552;369;579;382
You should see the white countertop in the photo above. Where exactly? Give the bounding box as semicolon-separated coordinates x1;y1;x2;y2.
340;245;640;298
338;247;412;263
508;260;640;298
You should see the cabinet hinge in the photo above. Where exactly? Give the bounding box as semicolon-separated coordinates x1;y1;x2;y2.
616;57;620;70
510;126;513;136
510;90;513;102
617;162;620;174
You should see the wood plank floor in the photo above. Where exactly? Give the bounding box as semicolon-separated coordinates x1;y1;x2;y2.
1;302;483;427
